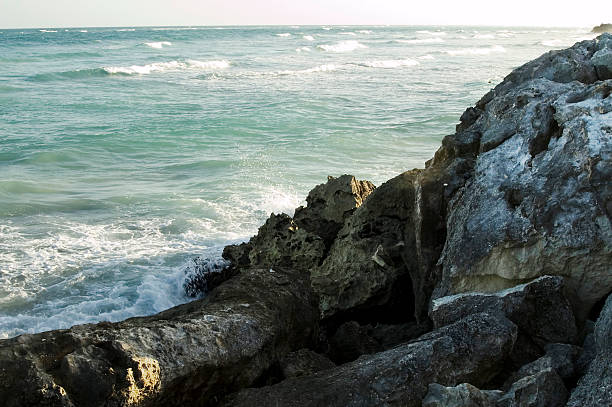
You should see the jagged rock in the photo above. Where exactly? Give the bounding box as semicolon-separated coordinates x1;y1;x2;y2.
434;35;612;320
592;23;612;34
497;369;568;407
279;349;335;379
223;313;517;407
223;213;326;269
222;175;373;269
566;293;612;406
431;276;578;345
422;383;502;407
503;343;582;389
293;174;375;247
0;267;318;407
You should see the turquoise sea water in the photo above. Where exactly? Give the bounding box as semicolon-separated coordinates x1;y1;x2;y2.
0;25;596;338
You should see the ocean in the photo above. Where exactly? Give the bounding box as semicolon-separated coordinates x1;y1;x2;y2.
0;25;596;338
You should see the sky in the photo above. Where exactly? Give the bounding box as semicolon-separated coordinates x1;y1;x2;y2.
1;0;611;29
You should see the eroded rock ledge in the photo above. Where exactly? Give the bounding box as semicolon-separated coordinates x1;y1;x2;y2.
1;34;610;406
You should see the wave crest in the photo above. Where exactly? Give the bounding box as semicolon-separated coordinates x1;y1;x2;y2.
444;45;506;56
358;59;419;68
145;41;172;49
317;40;367;52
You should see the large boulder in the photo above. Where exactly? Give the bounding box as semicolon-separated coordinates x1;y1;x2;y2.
223;313;517;407
566;293;612;406
431;276;578;345
433;35;612;320
0;267;319;407
422;383;502;407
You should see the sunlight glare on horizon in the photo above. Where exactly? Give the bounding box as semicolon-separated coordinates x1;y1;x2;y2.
1;0;611;28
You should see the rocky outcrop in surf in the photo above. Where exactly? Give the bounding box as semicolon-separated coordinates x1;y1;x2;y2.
0;34;610;406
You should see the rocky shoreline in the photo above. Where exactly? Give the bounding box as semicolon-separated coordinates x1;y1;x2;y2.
1;34;611;406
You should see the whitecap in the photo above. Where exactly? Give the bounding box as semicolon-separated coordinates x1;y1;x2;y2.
145;41;172;49
473;34;495;39
358;59;419;68
340;32;357;36
416;30;446;36
444;45;506;56
541;39;565;47
104;59;230;75
418;54;435;60
39;29;58;33
79;30;88;33
296;46;312;53
276;33;292;37
116;28;136;32
317;40;367;52
277;64;340;75
396;38;445;44
322;27;332;31
357;30;373;34
303;35;315;41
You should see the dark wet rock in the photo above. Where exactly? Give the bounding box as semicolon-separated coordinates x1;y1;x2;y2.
0;267;318;407
422;383;502;407
279;349;335;379
497;369;568;407
223;313;517;407
182;256;235;297
566;293;612;407
592;23;612;33
434;38;612;320
431;276;578;345
326;320;426;364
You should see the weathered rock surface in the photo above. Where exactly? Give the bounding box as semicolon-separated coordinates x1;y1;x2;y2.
422;383;502;407
497;368;568;407
434;35;612;320
0;267;318;407
222;175;373;270
431;276;578;345
279;349;335;379
504;343;582;386
223;313;517;407
566;293;612;406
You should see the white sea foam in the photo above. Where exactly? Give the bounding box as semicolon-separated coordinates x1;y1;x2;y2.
322;26;332;31
104;59;230;75
317;40;367;52
277;64;340;75
116;28;136;32
444;45;506;56
396;38;445;44
39;29;58;33
340;32;357;36
303;35;315;41
473;34;495;39
296;46;312;53
359;59;419;68
541;39;565;47
145;41;172;49
418;54;435;60
416;30;446;36
357;30;373;34
276;33;292;37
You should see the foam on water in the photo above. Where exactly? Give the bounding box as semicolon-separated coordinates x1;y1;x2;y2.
396;38;445;44
276;33;292;37
303;35;315;41
104;59;230;75
296;46;312;52
145;41;172;49
358;59;419;68
444;45;506;56
317;40;367;52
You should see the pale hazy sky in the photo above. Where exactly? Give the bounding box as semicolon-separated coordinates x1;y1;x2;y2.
1;0;610;29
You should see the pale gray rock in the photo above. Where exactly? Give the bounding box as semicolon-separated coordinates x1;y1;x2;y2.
0;267;319;407
422;383;502;407
223;313;517;407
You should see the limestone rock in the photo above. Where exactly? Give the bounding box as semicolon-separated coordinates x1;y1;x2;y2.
566;293;612;406
223;313;517;407
0;267;318;407
434;36;612;320
431;276;578;345
422;383;502;407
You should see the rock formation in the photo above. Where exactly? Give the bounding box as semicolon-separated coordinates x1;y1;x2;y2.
592;23;612;34
0;34;610;406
